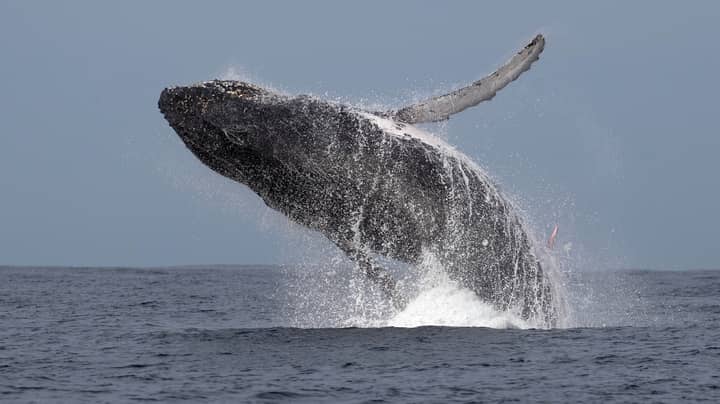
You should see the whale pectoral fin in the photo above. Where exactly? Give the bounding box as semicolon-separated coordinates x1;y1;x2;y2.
390;34;545;124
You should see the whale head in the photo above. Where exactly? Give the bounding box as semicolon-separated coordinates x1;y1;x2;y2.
159;80;283;176
158;80;381;218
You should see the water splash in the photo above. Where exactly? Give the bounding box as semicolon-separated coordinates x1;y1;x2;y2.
283;249;552;330
387;284;529;329
386;253;533;328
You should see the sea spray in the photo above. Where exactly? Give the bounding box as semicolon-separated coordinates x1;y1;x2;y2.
283;247;555;329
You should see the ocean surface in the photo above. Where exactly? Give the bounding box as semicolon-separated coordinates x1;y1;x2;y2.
1;265;719;403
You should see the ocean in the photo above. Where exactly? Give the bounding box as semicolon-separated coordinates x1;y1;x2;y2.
1;265;718;402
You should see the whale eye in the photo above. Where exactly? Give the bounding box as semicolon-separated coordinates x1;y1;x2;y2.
223;128;248;146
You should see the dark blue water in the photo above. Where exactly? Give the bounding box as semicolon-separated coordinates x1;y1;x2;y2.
1;266;719;402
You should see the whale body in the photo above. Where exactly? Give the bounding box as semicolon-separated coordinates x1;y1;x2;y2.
159;35;557;325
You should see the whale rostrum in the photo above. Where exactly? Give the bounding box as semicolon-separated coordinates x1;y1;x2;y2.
158;34;557;326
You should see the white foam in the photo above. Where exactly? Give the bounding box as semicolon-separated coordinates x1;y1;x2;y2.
386;282;530;329
381;252;534;329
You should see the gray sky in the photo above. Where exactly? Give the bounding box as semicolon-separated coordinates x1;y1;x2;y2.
1;1;718;269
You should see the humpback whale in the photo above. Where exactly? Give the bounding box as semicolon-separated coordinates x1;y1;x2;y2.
159;35;557;325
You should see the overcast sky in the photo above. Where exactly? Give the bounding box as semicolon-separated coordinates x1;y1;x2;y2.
1;1;718;269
